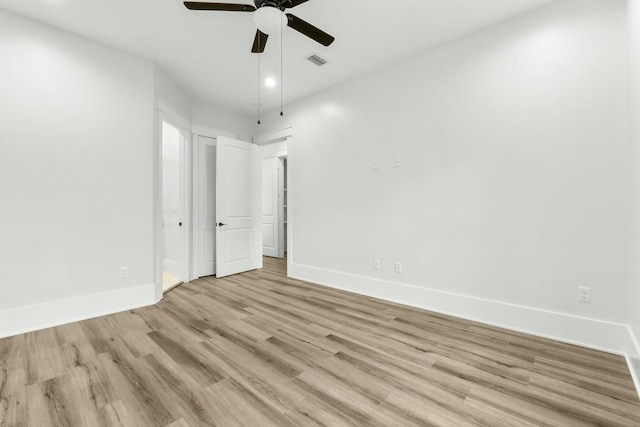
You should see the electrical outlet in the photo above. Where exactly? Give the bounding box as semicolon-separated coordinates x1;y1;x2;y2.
394;157;403;168
395;262;402;273
120;267;129;279
373;259;381;270
578;287;591;302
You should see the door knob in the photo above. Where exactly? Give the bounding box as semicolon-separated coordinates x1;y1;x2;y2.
217;222;226;227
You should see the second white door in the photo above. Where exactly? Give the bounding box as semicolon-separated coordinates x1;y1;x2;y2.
216;136;262;278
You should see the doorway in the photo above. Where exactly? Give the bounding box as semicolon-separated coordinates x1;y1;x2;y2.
160;120;187;293
155;107;266;298
192;130;263;280
261;138;290;265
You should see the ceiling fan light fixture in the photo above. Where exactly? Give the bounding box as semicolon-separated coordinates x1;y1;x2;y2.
253;6;285;35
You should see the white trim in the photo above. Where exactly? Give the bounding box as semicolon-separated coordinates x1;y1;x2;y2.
183;130;194;282
191;134;201;281
0;284;157;339
192;124;236;139
285;136;293;270
626;355;640;400
253;127;293;145
152;101;162;301
627;326;640;399
289;262;633;355
159;100;191;131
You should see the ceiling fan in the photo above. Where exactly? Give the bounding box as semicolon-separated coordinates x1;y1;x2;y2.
183;0;335;53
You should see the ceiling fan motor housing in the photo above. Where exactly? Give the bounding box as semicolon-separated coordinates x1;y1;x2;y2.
254;0;289;10
184;1;334;51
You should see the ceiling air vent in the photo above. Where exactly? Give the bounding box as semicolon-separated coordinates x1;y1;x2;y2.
307;54;328;67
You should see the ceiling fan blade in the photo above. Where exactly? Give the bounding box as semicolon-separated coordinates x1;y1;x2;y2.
286;14;335;47
251;30;269;53
183;2;256;12
287;0;310;8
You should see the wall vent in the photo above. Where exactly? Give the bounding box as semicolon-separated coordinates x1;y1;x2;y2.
307;54;328;67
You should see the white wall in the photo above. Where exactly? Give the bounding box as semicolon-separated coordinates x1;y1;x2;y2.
192;101;254;142
155;67;193;120
0;7;270;338
255;0;633;353
627;0;640;391
0;8;157;336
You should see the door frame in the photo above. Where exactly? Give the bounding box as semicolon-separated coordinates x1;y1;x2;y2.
254;127;294;274
191;125;237;281
154;100;192;301
261;156;281;258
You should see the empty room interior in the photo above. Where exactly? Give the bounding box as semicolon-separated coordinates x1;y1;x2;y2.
2;0;640;425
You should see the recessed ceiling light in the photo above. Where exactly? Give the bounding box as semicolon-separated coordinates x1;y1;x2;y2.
265;77;277;88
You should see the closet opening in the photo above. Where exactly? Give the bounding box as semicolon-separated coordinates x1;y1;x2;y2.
261;137;290;273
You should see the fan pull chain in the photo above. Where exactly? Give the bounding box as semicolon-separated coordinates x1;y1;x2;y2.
280;12;284;117
257;43;261;125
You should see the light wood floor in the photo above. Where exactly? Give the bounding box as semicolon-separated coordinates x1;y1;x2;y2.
1;257;639;426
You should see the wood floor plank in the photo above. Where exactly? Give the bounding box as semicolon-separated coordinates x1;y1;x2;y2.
141;351;216;426
381;389;478;427
0;366;27;427
0;256;638;426
197;340;309;413
96;350;176;427
25;332;69;387
60;341;118;410
146;330;224;389
80;400;142;427
205;378;291;427
528;373;640;422
290;375;389;427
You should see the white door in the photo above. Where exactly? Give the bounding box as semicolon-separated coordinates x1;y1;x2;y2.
196;136;216;277
216;136;262;278
162;121;186;280
262;157;279;257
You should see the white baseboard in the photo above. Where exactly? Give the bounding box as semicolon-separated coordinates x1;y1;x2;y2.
0;284;158;339
627;327;640;399
289;262;631;355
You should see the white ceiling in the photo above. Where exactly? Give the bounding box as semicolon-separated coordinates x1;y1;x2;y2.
0;0;553;116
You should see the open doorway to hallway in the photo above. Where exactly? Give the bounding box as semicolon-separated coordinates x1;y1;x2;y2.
161;120;187;293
